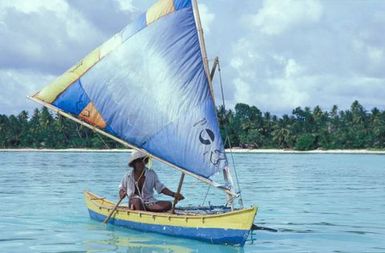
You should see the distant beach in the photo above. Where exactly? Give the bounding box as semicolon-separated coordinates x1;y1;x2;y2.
1;148;384;154
227;148;385;154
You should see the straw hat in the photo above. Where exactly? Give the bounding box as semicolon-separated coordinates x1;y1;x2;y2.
128;151;148;167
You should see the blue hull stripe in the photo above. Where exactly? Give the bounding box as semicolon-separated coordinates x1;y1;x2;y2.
88;209;250;246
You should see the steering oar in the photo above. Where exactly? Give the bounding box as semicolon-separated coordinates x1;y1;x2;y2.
103;194;126;224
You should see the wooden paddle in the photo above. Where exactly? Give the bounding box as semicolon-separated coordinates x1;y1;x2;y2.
251;224;278;232
103;194;126;224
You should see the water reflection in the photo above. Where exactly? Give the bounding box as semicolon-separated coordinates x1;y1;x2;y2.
84;223;244;253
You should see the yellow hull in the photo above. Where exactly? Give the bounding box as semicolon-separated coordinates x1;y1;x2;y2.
84;191;257;246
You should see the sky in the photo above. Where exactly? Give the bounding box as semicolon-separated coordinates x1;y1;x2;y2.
0;0;385;116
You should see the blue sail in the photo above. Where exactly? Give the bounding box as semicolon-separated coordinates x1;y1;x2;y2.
33;0;228;179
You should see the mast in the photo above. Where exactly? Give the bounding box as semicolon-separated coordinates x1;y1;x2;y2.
192;0;236;207
192;0;215;104
27;95;236;197
210;56;219;81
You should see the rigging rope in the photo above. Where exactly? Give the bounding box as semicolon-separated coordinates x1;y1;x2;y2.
96;131;110;149
201;184;211;206
75;120;110;149
216;60;244;208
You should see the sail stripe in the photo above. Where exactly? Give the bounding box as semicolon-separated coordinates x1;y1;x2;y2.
34;72;79;103
146;0;175;25
100;35;123;58
52;80;90;115
33;1;193;105
33;1;193;125
34;48;101;103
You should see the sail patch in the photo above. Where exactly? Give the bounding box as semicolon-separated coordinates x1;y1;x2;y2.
79;102;106;129
52;80;90;115
146;0;175;25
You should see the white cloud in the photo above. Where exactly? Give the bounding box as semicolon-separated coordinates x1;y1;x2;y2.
1;0;385;115
226;0;385;114
351;37;385;78
284;58;304;78
0;0;105;74
233;78;252;105
117;0;136;12
230;28;385;113
0;0;139;115
198;3;215;34
367;46;383;63
251;0;323;35
0;69;55;114
352;38;384;64
0;0;67;14
268;76;311;109
231;48;311;111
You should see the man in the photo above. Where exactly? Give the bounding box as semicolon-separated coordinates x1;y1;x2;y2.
119;151;184;212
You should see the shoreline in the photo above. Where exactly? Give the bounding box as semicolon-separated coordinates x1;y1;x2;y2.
0;148;384;154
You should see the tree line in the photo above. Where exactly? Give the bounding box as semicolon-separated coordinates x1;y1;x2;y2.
0;107;122;149
0;100;384;150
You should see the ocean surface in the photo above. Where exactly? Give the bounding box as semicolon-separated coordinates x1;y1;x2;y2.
0;151;384;253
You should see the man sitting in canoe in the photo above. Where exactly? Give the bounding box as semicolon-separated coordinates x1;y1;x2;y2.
119;151;184;212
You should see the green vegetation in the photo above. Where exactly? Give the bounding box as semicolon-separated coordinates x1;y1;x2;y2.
0;100;384;150
0;107;122;149
218;100;385;150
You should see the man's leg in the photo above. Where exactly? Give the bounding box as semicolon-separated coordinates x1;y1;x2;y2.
145;201;172;212
129;197;145;210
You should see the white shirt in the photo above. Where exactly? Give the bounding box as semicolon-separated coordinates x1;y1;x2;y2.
119;167;166;203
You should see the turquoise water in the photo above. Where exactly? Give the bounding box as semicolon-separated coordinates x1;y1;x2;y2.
0;152;384;252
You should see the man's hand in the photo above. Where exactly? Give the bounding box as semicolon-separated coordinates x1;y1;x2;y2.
119;188;127;199
174;192;185;201
161;187;185;201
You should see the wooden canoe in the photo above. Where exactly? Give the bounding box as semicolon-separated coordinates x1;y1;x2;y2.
84;191;257;246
